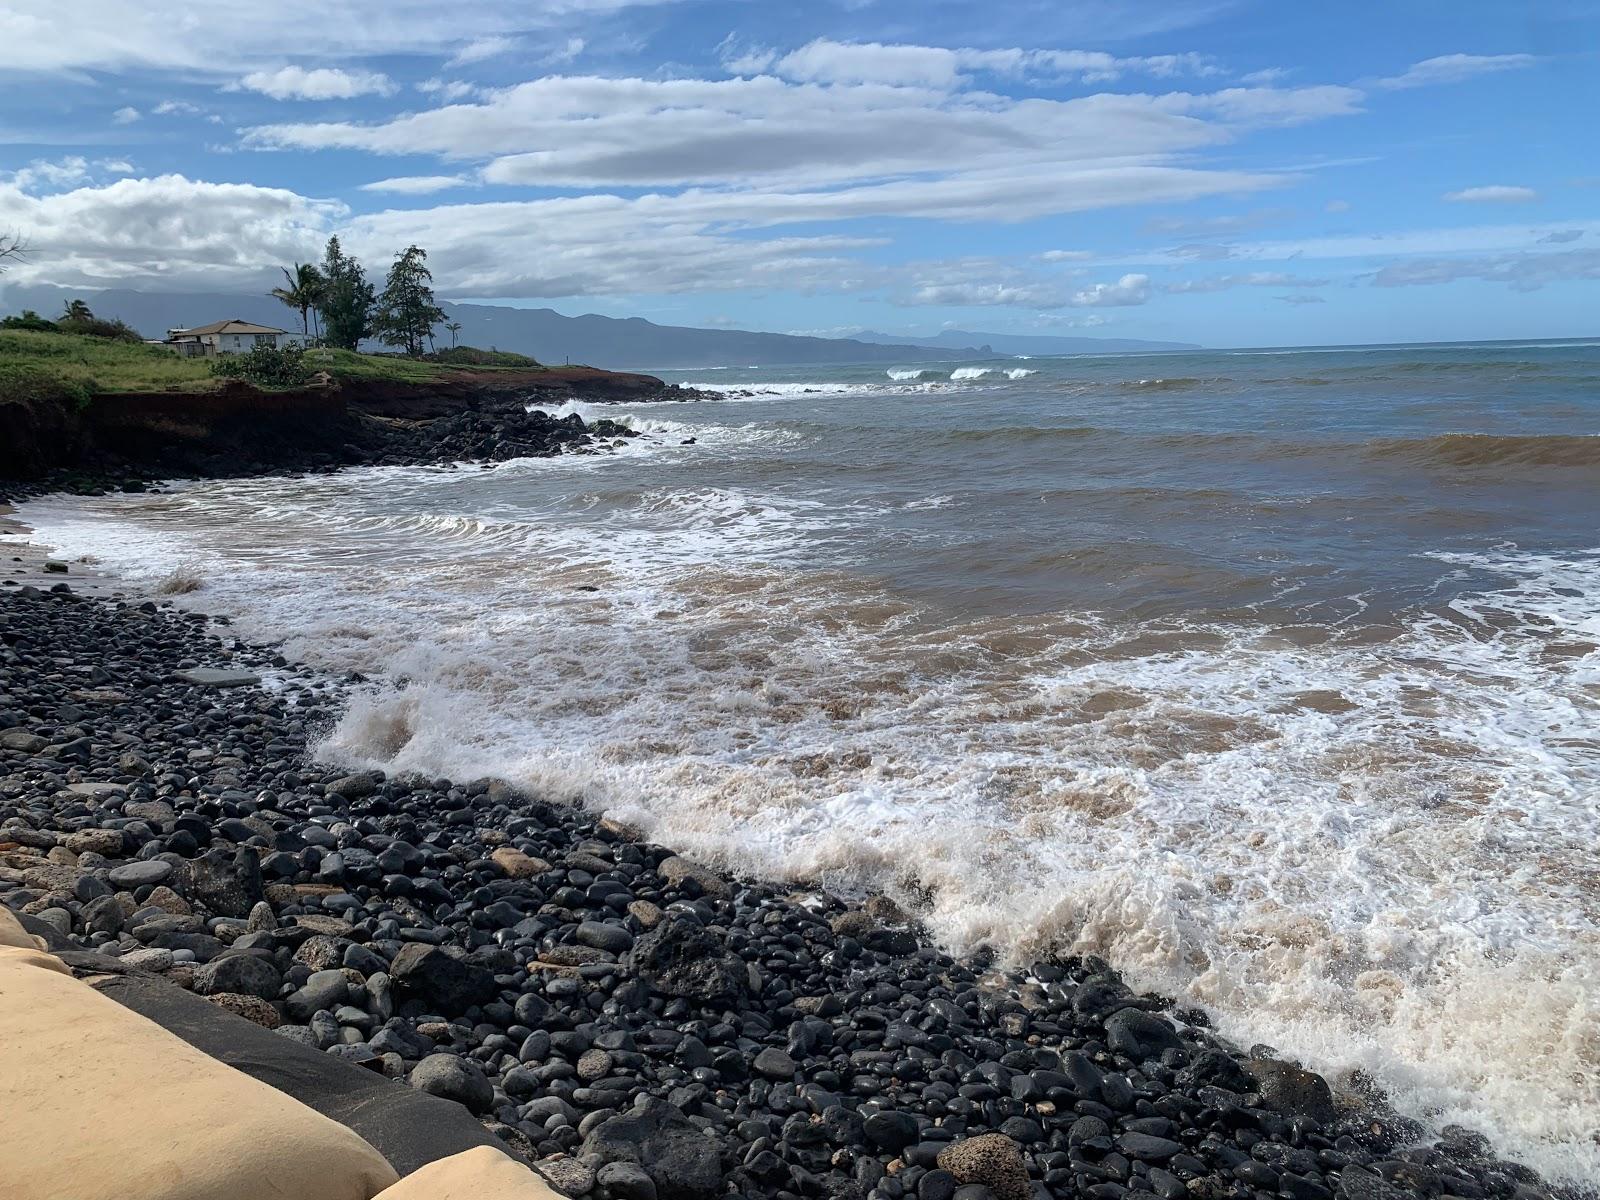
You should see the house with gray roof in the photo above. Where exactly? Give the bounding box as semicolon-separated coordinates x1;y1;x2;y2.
164;319;300;357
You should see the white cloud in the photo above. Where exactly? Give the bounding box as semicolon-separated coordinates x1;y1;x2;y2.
743;39;1220;89
761;41;963;87
1153;85;1362;127
111;106;140;124
0;167;893;299
1040;249;1094;262
1443;185;1539;204
8;157;92;191
447;36;519;67
153;100;203;116
359;175;474;194
0;73;1342;307
1375;53;1536;90
247;73;1351;202
1325;198;1351;213
1164;271;1328;293
1371;248;1600;291
893;256;1160;310
1275;293;1325;304
544;36;585;65
1166;242;1237;261
239;66;398;100
97;158;135;175
342;195;897;298
0;0;688;74
1070;273;1152;306
1144;207;1294;236
1142;220;1600;266
908;281;1076;308
0;174;341;289
418;78;482;101
1240;67;1291;85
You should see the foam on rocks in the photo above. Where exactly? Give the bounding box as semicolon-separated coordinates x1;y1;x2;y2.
0;581;1568;1200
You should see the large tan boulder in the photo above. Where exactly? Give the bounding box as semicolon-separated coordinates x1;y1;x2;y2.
0;907;47;952
491;847;550;879
658;855;730;897
374;1146;562;1198
0;930;399;1200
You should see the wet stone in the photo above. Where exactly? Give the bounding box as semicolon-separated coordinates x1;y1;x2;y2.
173;668;261;688
0;580;1547;1200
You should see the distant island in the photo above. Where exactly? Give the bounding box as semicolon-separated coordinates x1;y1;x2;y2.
2;284;1198;370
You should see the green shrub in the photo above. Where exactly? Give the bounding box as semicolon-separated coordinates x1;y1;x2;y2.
210;344;313;388
0;359;93;408
54;316;144;342
426;345;541;367
1;309;58;332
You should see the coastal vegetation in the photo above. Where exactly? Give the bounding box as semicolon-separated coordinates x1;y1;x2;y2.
0;239;528;407
0;328;212;400
306;345;540;380
3;299;144;343
210;343;314;387
269;262;325;341
265;238;449;357
315;236;377;351
0;327;544;406
375;245;448;356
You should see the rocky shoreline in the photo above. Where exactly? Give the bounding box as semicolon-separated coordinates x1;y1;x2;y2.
0;381;709;504
0;565;1567;1200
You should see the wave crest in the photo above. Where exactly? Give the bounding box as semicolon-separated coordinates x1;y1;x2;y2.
1367;433;1600;469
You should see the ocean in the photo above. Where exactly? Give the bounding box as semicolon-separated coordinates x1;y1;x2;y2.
19;338;1600;1184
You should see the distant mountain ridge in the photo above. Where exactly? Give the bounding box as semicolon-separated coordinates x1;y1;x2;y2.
854;329;1199;354
1;285;1196;369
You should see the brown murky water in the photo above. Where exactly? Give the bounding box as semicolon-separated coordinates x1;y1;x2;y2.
18;338;1600;1184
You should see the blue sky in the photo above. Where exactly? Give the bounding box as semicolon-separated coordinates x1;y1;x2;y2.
1;0;1596;346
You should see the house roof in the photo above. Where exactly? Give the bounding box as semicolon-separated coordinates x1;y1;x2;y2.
169;319;289;337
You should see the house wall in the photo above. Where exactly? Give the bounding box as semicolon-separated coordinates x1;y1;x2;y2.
201;332;301;354
162;330;301;355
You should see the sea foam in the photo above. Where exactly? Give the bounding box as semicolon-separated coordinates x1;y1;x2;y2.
16;370;1600;1188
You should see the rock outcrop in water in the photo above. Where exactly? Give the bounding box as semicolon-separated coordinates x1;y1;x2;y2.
0;371;702;500
0;579;1561;1200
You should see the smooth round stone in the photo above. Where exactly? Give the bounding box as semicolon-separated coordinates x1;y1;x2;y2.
409;1053;494;1114
108;860;172;889
753;1047;797;1080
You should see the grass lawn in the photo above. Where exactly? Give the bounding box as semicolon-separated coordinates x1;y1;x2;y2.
0;330;545;404
303;346;543;382
0;329;215;396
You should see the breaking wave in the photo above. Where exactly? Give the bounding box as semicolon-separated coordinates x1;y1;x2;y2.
17;335;1600;1188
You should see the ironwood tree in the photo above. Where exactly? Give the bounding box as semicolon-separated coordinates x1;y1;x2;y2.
375;244;446;357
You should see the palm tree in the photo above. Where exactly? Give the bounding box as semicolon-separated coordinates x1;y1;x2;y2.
444;321;462;349
61;298;93;323
270;263;325;341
